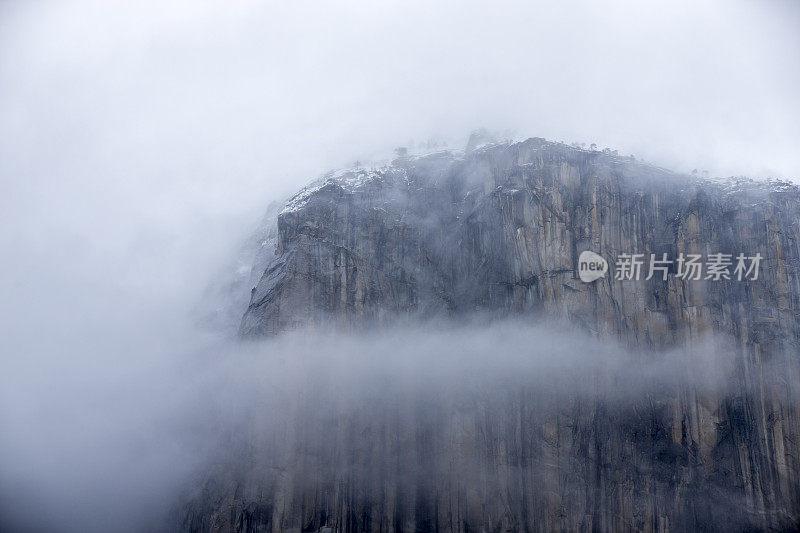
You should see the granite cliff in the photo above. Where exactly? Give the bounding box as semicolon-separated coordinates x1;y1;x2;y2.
184;138;800;531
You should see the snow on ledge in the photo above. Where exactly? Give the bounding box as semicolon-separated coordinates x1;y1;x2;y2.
279;167;385;215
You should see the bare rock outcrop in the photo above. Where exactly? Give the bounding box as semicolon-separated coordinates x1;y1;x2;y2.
187;138;800;532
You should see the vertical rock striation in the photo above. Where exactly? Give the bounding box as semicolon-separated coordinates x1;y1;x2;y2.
188;138;800;531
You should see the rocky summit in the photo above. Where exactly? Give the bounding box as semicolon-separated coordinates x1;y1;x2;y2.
186;137;800;531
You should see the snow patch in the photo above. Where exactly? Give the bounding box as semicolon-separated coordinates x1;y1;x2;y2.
280;167;386;215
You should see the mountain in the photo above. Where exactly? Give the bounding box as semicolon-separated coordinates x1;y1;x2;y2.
184;137;800;531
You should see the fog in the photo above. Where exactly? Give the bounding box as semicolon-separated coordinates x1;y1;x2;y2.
1;0;799;531
0;318;748;531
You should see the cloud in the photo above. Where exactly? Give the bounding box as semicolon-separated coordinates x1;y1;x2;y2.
0;318;754;531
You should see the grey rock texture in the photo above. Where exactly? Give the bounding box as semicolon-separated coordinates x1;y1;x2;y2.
188;139;800;531
240;139;800;352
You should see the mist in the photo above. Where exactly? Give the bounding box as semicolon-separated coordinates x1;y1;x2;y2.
1;0;799;531
0;317;756;532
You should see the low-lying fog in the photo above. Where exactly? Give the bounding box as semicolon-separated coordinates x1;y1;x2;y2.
1;315;747;531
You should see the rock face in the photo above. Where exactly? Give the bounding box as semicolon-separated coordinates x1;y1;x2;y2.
188;139;800;531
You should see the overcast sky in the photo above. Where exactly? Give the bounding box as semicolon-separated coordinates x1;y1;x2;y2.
2;0;798;308
2;0;798;264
